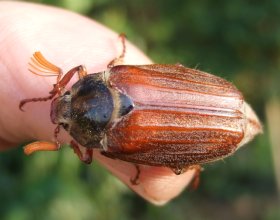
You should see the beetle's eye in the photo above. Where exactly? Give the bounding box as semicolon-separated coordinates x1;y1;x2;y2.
60;123;69;130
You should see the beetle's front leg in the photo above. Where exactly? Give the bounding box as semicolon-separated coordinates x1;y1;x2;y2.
70;140;93;164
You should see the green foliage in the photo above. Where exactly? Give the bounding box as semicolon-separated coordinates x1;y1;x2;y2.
1;0;280;219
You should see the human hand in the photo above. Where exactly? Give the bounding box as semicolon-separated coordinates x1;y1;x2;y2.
0;1;195;205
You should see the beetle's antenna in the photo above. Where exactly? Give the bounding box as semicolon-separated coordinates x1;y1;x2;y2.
28;51;62;77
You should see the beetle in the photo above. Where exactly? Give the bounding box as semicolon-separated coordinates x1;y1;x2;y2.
19;34;262;185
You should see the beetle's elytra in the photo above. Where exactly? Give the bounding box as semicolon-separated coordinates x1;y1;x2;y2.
19;34;262;184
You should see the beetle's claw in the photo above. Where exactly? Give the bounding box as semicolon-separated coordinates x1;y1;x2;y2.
171;167;185;175
82;151;93;164
19;101;26;112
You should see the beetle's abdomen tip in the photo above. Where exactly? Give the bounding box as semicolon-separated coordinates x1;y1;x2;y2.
239;102;262;148
246;102;263;134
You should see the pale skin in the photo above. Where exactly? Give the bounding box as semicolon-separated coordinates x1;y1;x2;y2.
0;1;196;205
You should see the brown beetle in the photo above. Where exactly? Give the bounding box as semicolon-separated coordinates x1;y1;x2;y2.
19;35;262;184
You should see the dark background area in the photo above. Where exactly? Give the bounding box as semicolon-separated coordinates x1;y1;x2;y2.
1;0;279;219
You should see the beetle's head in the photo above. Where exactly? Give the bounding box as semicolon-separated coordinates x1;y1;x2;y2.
50;91;71;130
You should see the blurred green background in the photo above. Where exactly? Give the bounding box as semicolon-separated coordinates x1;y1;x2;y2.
1;0;280;219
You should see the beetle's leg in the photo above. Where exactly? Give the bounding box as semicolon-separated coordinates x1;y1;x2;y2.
58;65;87;86
171;167;186;175
188;165;202;190
48;65;87;98
100;151;141;185
175;63;184;67
70;140;93;164
107;33;127;68
171;165;202;189
53;125;61;145
130;164;141;185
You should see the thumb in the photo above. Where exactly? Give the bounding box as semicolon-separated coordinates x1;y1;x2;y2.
0;1;195;205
